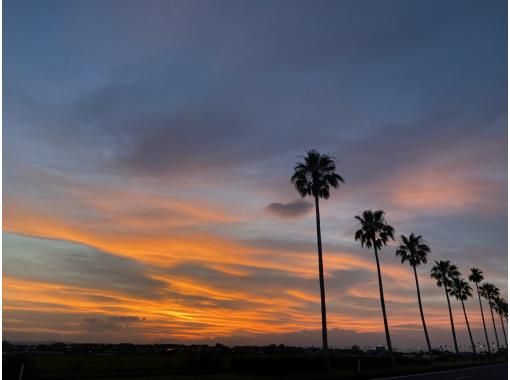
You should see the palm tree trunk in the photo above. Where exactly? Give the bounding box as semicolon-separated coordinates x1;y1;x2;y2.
314;195;329;366
488;303;500;351
444;283;459;354
413;265;432;355
373;246;395;366
460;298;476;355
498;313;507;348
476;284;491;353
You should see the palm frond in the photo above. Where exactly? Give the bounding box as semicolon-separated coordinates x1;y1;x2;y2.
468;268;484;284
354;209;394;252
430;260;458;290
450;277;473;301
395;233;430;267
290;150;344;200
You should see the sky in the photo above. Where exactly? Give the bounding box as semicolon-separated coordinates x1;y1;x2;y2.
3;0;508;350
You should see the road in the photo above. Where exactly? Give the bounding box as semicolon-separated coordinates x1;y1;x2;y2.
374;363;507;380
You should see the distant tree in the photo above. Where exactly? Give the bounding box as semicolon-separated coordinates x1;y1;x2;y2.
355;210;395;365
469;268;491;353
430;260;460;354
480;283;501;351
493;297;508;348
450;277;476;355
291;149;344;364
395;233;432;356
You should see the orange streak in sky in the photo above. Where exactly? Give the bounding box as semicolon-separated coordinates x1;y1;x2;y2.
4;190;472;341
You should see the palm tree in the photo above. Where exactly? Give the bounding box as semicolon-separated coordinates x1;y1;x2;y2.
479;283;501;351
430;260;460;354
355;210;395;364
494;297;508;348
450;277;476;355
291;149;344;361
395;233;432;356
500;298;508;320
469;268;491;353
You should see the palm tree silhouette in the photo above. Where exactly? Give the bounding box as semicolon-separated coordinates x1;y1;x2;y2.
494;296;508;348
469;268;491;353
450;277;476;355
355;210;395;364
430;260;460;354
291;149;344;362
480;283;501;351
395;233;432;356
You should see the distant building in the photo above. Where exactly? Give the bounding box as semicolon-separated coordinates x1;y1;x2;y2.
375;345;386;354
351;345;361;352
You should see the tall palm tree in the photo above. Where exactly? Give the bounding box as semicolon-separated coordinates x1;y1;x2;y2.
355;210;395;363
450;277;476;355
291;149;343;361
430;260;460;354
395;233;432;356
494;297;508;348
469;268;491;353
480;283;501;351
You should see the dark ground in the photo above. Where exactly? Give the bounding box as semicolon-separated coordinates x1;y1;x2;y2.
3;343;507;380
371;362;507;380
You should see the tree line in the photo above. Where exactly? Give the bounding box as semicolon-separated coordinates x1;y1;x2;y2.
291;149;507;366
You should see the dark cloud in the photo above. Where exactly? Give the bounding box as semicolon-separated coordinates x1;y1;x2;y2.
265;200;313;219
83;316;144;332
114;110;253;175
